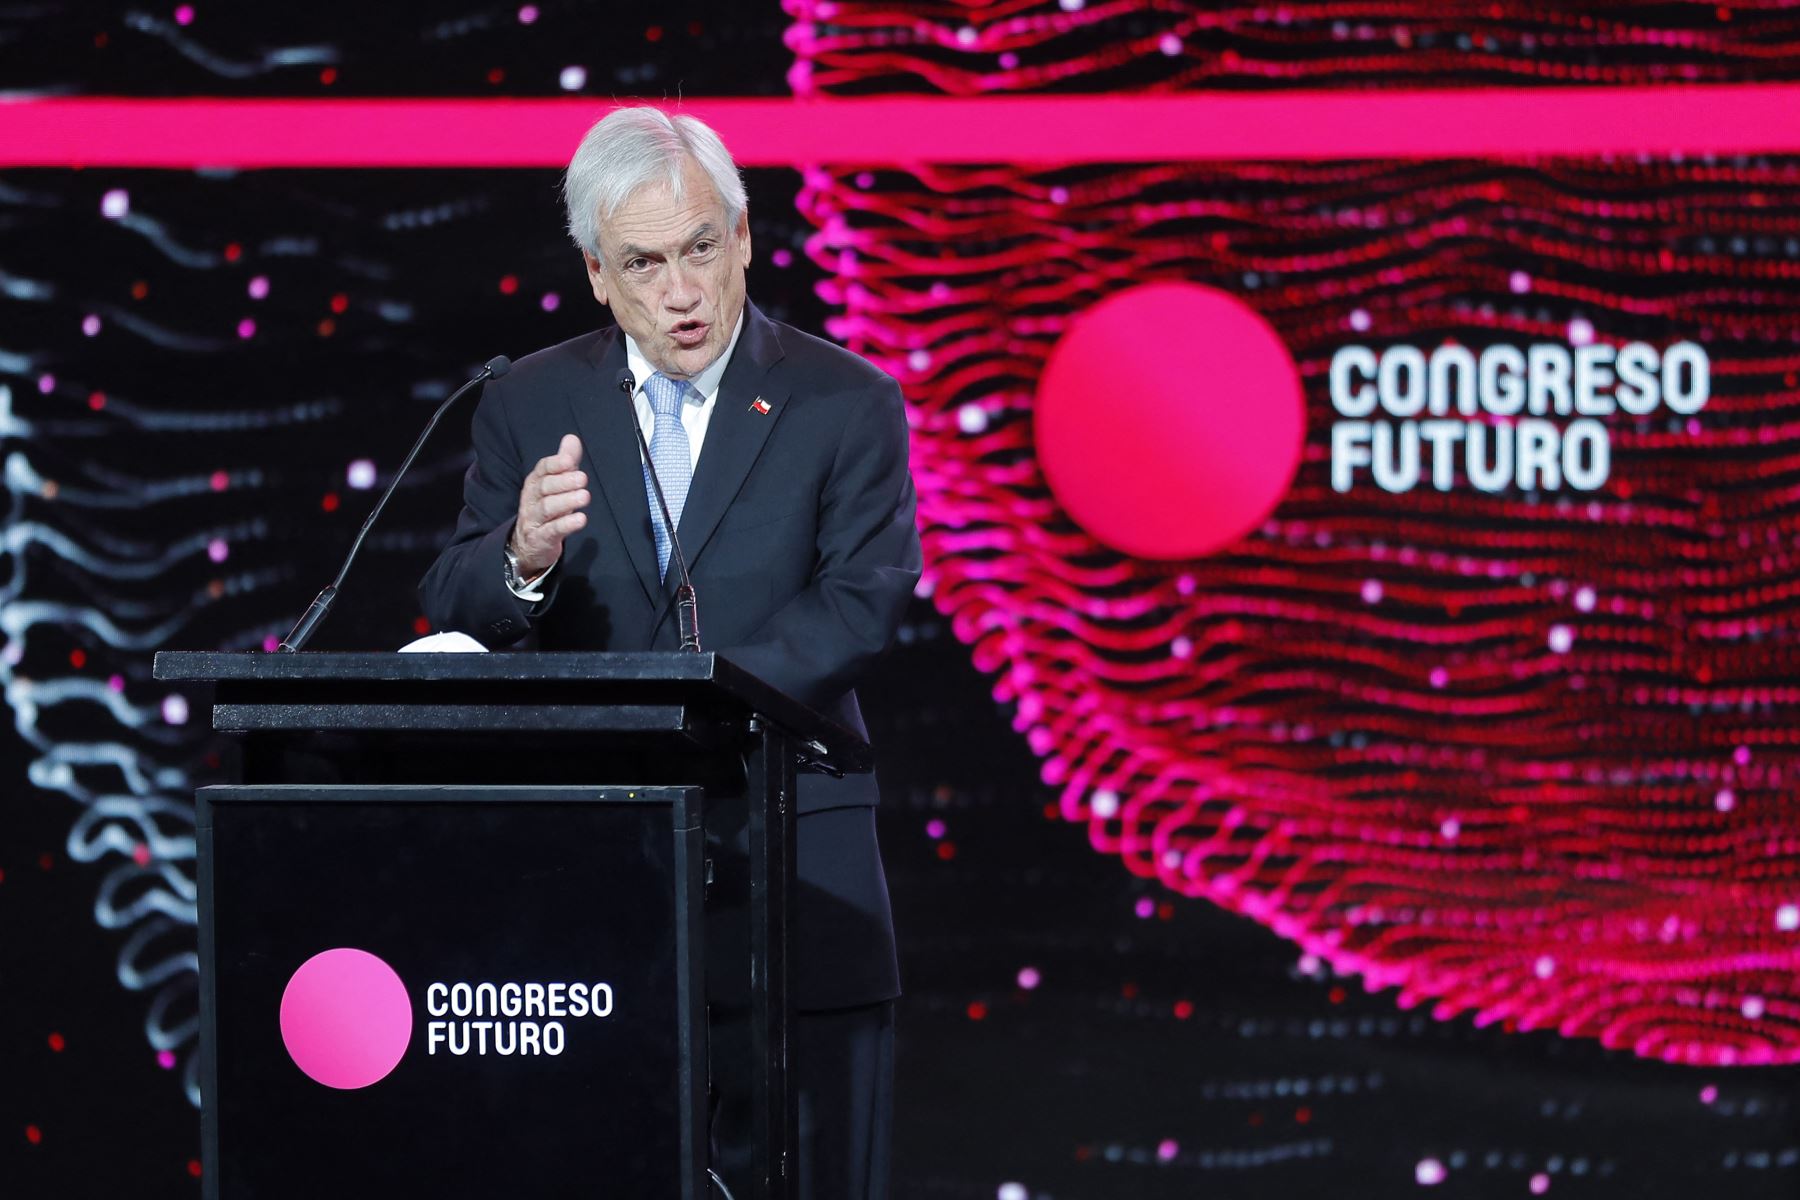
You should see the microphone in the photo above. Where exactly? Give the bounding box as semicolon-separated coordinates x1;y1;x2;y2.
617;368;701;652
278;355;512;653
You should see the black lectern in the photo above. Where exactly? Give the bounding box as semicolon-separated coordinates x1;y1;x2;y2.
153;650;868;1200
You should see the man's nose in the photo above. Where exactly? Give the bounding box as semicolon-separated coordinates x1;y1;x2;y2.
664;260;702;311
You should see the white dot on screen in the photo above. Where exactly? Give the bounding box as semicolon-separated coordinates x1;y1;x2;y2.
1574;586;1596;612
907;349;932;372
1777;904;1799;932
997;1185;1028;1200
1742;995;1766;1020
1568;317;1595;345
1535;956;1556;979
101;189;130;219
248;275;270;300
1415;1157;1446;1186
1349;308;1371;332
162;694;190;726
957;404;988;433
1090;789;1119;818
347;459;378;490
559;65;587;91
1548;625;1573;654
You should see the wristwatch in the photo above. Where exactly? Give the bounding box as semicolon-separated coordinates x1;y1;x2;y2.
503;540;528;592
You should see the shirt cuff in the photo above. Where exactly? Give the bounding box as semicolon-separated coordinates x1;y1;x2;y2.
505;560;553;603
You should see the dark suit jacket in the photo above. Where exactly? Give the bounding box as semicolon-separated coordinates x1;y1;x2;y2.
419;302;921;1009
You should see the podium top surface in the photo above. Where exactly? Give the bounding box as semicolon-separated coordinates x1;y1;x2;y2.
154;650;869;771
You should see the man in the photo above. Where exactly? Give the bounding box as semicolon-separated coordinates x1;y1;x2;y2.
419;107;919;1198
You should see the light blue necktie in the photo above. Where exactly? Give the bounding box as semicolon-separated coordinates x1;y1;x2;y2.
641;372;693;581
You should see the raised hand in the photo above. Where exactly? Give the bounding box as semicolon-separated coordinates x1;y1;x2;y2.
509;434;589;576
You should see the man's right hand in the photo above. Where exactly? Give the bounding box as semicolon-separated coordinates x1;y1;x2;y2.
510;434;589;576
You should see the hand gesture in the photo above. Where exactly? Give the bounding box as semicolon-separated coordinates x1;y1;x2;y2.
510;434;588;576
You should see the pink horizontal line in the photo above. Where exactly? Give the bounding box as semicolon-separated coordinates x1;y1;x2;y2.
2;88;1798;167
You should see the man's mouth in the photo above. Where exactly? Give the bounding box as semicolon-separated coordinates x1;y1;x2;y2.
671;321;709;349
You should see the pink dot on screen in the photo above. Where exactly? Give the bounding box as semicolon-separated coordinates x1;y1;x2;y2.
1017;967;1041;990
280;948;413;1089
209;470;230;491
517;4;538;22
1715;788;1736;813
1159;33;1182;55
1509;271;1531;294
771;248;793;268
1156;1138;1179;1161
540;292;560;312
174;5;194;25
1734;745;1752;766
236;318;256;339
263;635;281;652
37;374;54;395
82;314;102;337
156;1050;177;1069
1415;1158;1446;1186
207;538;228;563
1700;1084;1718;1104
925;819;946;839
1135;897;1156;919
1530;1174;1550;1195
1742;995;1766;1020
247;276;269;300
1361;579;1383;604
132;843;151;866
1429;667;1449;689
1349;308;1372;332
1034;283;1303;559
1568;317;1595;345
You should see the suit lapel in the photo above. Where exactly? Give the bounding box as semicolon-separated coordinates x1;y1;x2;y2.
675;303;788;578
573;330;662;607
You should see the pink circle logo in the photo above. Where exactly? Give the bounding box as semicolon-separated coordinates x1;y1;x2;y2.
279;948;413;1089
1034;282;1305;559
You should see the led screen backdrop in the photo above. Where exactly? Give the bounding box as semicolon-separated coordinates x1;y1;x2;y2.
4;2;1800;1197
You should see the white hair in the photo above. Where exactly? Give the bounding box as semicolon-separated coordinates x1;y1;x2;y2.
562;107;748;259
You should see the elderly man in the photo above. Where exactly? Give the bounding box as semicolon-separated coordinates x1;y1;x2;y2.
419;108;919;1197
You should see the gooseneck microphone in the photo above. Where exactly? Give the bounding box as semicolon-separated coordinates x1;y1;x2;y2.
616;368;702;653
278;355;513;653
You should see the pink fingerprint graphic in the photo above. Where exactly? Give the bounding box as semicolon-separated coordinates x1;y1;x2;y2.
280;948;413;1089
1035;283;1303;559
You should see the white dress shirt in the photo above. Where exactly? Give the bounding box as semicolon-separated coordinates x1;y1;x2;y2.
507;312;746;601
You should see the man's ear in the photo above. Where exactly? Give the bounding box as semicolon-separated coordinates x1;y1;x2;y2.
735;212;752;269
583;252;608;306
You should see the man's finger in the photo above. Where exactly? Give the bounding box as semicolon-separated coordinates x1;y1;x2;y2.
539;470;588;497
541;489;590;520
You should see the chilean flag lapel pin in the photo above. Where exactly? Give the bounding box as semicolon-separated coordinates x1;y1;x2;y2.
750;396;771;415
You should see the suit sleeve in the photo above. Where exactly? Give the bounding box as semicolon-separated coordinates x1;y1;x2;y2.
417;377;559;646
720;375;922;710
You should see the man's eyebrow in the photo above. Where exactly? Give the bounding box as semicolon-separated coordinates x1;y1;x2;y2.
615;225;717;261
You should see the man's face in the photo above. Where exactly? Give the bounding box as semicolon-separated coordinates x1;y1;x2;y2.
584;156;752;380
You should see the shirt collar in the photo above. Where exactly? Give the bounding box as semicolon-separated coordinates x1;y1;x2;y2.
622;309;746;403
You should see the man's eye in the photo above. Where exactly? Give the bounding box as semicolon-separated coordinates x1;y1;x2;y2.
690;242;716;258
625;258;651;272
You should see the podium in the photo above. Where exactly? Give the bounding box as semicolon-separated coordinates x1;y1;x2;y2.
153;650;869;1200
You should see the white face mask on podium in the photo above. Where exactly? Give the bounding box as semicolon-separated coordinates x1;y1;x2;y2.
398;631;488;653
